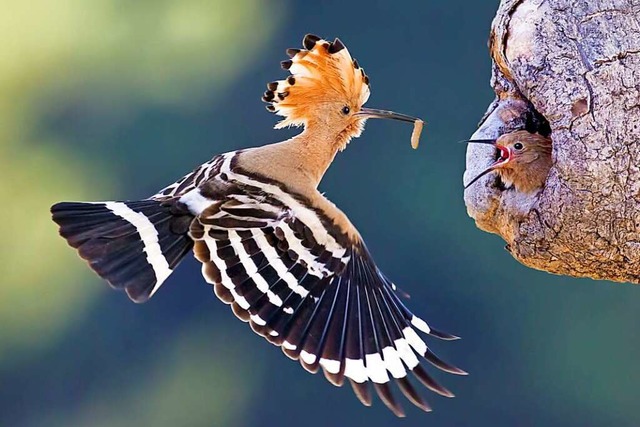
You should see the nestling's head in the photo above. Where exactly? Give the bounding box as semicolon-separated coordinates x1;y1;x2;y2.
465;130;553;194
262;34;421;150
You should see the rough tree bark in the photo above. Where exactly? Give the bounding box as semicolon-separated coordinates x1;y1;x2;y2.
464;0;640;283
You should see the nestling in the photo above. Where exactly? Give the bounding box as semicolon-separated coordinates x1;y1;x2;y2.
50;34;463;417
465;130;553;193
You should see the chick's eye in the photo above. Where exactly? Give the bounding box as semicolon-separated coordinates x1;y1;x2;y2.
341;106;350;115
514;142;524;150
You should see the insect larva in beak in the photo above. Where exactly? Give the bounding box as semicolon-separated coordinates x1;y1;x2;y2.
411;119;424;150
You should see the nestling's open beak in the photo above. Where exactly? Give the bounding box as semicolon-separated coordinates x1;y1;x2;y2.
356;107;420;123
464;139;510;189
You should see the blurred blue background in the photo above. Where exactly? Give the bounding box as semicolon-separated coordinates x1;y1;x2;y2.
2;1;639;426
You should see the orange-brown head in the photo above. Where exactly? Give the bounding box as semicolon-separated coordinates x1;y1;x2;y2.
262;34;421;150
465;130;553;194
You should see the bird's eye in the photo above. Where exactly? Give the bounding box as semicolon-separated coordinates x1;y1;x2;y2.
341;106;350;115
514;142;524;150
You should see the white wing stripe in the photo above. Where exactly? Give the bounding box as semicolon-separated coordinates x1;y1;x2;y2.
382;346;408;379
394;337;420;370
104;202;172;297
278;224;329;277
410;315;431;334
251;229;309;298
203;237;250;310
365;353;391;384
250;314;267;326
179;189;214;216
344;358;368;383
283;340;297;350
228;230;283;307
403;327;427;357
300;350;317;365
319;358;341;374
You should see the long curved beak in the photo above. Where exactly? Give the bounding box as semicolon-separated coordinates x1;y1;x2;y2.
464;164;501;189
356;107;421;123
460;139;497;145
464;139;509;189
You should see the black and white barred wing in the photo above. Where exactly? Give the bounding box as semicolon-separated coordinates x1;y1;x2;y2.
153;156;224;201
188;190;465;416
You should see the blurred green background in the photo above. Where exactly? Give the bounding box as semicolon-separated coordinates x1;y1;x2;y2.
2;1;639;426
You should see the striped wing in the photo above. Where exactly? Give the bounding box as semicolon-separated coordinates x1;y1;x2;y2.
186;164;464;416
153;156;224;200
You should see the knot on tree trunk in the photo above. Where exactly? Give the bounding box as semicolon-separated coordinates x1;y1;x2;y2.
464;0;640;283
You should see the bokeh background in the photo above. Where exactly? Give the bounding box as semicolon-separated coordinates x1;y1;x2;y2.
2;1;639;426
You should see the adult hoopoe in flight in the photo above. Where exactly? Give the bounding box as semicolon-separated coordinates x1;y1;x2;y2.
51;34;464;417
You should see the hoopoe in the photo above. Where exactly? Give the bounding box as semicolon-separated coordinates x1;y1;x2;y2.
51;34;464;417
465;130;553;194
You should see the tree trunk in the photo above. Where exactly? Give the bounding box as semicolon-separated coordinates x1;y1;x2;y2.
464;0;640;283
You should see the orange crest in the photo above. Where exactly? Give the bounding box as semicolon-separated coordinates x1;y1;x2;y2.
262;34;371;129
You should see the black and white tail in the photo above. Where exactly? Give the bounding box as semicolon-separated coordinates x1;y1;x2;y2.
51;199;195;303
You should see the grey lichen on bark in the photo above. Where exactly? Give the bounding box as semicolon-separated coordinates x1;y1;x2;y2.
464;0;640;283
